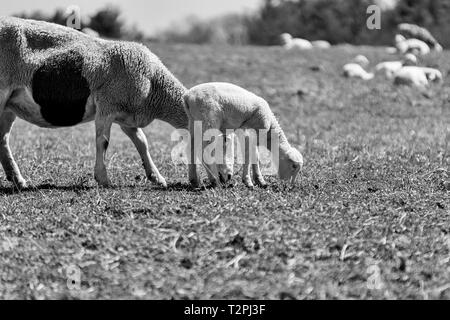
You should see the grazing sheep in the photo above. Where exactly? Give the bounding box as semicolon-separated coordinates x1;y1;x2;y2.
398;23;443;52
375;53;417;78
311;40;331;49
395;34;431;56
385;46;398;54
393;66;430;87
393;66;443;87
183;83;303;188
343;55;373;80
0;17;188;189
280;33;313;50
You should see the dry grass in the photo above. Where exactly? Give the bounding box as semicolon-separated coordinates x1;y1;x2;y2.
0;43;449;299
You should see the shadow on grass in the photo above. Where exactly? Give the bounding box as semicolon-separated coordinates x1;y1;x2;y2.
0;183;96;195
0;180;237;195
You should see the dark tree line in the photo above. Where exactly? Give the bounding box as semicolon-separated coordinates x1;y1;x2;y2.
246;0;450;47
13;5;144;41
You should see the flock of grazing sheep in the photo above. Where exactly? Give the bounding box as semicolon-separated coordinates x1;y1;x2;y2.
281;23;444;89
0;17;446;191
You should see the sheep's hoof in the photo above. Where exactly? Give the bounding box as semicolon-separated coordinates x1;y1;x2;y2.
95;175;112;187
96;180;112;188
10;177;28;190
243;179;255;189
189;179;201;189
209;180;219;188
148;175;167;188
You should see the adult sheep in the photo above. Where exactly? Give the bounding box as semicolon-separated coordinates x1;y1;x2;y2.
0;17;188;189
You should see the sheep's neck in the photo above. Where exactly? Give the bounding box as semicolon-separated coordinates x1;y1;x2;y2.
266;117;291;154
146;68;189;130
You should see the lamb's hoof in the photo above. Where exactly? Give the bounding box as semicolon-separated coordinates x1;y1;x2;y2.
256;181;268;188
243;179;255;189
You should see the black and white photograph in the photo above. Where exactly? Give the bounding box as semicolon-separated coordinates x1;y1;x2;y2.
0;0;449;304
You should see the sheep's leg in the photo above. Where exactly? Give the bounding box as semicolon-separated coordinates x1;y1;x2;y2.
187;120;200;187
202;138;219;187
120;126;167;187
94;115;113;187
241;136;254;188
0;110;27;189
252;149;267;187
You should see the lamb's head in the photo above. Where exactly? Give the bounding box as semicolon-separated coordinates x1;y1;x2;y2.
395;35;408;53
280;33;293;45
402;53;417;66
217;134;234;185
278;147;303;184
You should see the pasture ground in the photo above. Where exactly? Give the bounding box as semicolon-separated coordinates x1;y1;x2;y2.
0;44;449;299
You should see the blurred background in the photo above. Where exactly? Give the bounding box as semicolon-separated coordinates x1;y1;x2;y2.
3;0;450;47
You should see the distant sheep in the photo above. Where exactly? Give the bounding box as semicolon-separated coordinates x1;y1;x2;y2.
311;40;331;49
393;66;428;87
394;66;443;87
183;82;303;188
0;17;188;189
395;34;431;56
375;53;417;78
280;33;313;50
398;23;443;52
81;27;100;38
343;55;374;80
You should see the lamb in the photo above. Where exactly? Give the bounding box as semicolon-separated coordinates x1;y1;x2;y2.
183;83;303;188
375;53;417;78
342;55;374;80
0;17;188;189
280;33;313;50
395;34;431;56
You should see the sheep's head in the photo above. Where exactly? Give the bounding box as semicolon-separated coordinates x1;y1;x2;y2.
278;147;303;184
353;55;370;67
402;53;418;66
395;34;406;43
280;33;292;45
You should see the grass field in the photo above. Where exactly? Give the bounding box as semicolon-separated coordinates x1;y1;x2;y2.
0;43;449;299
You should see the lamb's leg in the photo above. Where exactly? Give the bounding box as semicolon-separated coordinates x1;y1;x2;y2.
252;149;267;187
0;111;27;189
202;138;219;187
242;136;254;188
187;120;200;187
94;115;113;187
120;126;167;187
